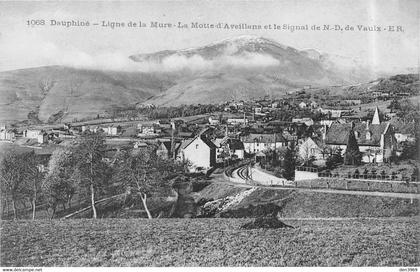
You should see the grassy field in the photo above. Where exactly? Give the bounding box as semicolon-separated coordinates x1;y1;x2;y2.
1;217;419;266
197;184;420;218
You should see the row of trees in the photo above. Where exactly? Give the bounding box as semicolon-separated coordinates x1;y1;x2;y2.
0;151;42;220
0;132;186;220
257;144;297;181
109;104;223;120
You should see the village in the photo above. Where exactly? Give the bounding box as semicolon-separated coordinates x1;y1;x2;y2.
1;88;418;186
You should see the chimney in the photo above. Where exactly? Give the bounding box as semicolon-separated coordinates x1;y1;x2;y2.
366;120;370;130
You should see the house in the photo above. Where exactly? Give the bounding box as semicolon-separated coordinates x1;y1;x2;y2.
292;118;314;127
330;110;342;118
228;138;245;160
298;102;307;109
179;134;216;171
213;136;245;163
0;129;15;141
138;123;161;136
37;132;48;144
213;136;229;163
133;141;148;149
82;126;103;133
298;137;324;161
390;118;416;143
227;117;248;125
23;129;48;143
254;107;263;115
282;131;298;143
106;126;121;136
208;116;220;126
344;99;362;105
324;108;396;163
24;129;42;139
310;101;318;108
318;108;342;118
242;133;287;154
156;140;181;159
394;133;416;143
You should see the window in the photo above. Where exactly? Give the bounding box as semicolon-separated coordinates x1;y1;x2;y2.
196;144;199;149
354;131;360;139
366;131;372;140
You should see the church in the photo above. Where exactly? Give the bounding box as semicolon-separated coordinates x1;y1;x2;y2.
324;107;397;163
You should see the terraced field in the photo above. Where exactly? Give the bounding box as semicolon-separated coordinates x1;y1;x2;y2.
1;217;418;266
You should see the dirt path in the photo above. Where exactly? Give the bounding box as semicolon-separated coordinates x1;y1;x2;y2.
61;193;126;219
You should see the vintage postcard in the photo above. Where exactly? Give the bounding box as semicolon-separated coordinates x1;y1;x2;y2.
0;0;419;270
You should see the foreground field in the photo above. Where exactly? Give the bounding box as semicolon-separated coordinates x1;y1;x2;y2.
1;218;419;266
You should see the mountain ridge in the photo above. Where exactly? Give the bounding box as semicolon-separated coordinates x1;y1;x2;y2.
0;35;403;123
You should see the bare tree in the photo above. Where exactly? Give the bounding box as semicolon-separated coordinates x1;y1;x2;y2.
24;152;43;220
73;132;108;219
0;149;39;220
114;146;185;219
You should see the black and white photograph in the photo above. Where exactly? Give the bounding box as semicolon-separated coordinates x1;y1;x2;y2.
0;0;419;269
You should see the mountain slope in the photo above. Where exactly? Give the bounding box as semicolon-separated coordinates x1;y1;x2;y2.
1;36;383;123
0;66;175;124
131;36;368;106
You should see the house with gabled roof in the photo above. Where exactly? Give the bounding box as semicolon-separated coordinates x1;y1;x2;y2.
241;133;287;154
324;107;396;163
213;136;245;162
298;137;324;162
179;134;216;171
298;102;307;109
0;129;15;141
292;118;314;127
156;140;181;160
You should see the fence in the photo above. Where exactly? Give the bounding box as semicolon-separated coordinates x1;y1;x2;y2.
318;172;418;182
293;178;419;194
295;166;418;182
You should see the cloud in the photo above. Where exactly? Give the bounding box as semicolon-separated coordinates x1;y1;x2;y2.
135;51;281;72
0;31;280;72
59;47;282;72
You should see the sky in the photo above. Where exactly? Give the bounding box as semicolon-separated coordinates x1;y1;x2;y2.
0;0;418;73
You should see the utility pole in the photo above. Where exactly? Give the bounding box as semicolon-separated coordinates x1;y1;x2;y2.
171;121;176;159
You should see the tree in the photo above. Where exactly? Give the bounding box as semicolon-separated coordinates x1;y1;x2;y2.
344;129;362;165
0;149;39;220
114;147;185;219
23;152;43;220
42;147;78;219
72;132;108;219
326;147;343;169
319;144;330;160
298;140;316;166
219;148;230;169
282;143;296;180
